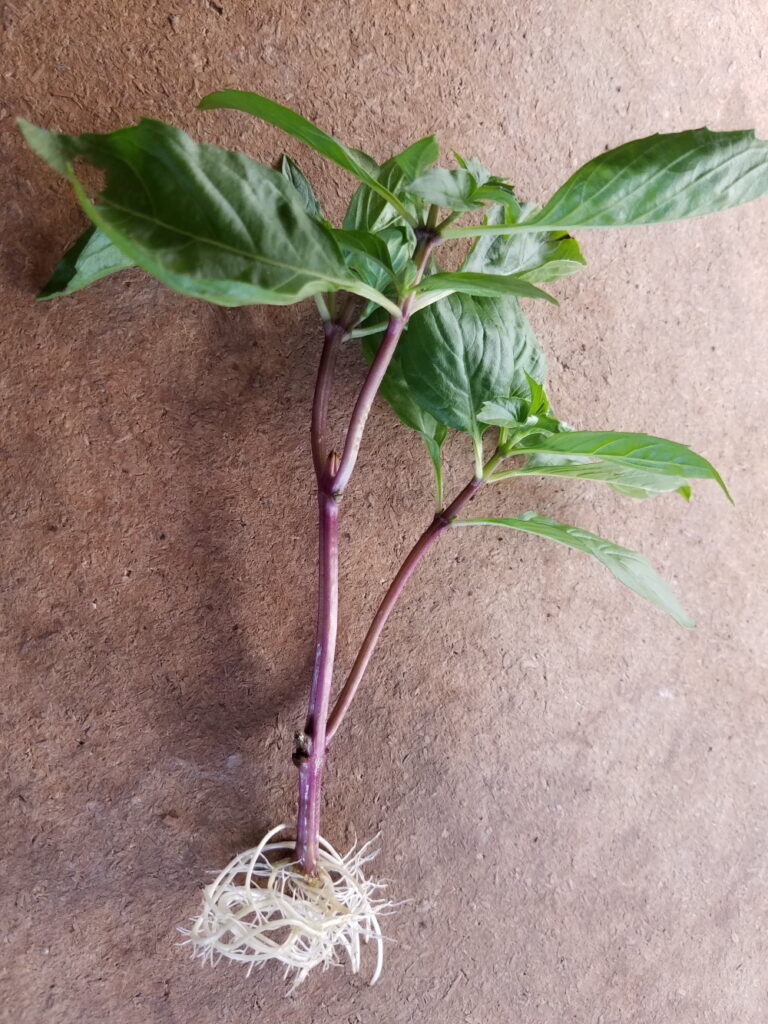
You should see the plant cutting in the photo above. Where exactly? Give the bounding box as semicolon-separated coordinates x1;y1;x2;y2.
19;93;768;987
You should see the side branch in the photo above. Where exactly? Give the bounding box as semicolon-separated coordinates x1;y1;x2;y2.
325;471;487;743
331;235;437;494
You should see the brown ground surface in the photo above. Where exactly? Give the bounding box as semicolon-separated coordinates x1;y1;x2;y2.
2;2;767;1022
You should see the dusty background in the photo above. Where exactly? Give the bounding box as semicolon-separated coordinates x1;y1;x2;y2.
2;1;767;1021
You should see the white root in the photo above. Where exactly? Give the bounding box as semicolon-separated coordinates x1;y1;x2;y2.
181;825;391;988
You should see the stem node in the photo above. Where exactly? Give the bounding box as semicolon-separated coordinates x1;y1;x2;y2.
292;730;312;766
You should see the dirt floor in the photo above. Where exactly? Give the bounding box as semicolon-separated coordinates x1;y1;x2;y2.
2;1;767;1021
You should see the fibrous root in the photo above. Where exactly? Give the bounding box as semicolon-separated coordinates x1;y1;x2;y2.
181;825;390;988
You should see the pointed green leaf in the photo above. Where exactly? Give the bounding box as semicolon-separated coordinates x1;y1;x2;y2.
392;135;440;180
478;400;563;435
405;167;480;211
473;182;519;206
496;458;693;499
198;89;415;224
525;373;550;415
452;153;494;187
19;118;401;316
533;128;768;228
279;154;323;217
379;226;416;278
442;128;768;239
397;293;547;442
476;397;531;428
454;512;694;627
38;225;134;299
462;202;586;283
421;429;448;508
611;472;693;501
516;236;585;283
362;333;446;438
416;271;557;304
513;431;730;499
331;228;397;288
343;157;422;234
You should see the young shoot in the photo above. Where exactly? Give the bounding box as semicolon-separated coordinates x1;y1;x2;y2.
19;92;768;986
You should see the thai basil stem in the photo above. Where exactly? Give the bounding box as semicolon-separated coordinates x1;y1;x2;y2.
326;451;503;743
294;233;437;876
293;454;340;874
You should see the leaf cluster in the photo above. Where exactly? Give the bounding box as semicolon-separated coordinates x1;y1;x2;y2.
19;92;768;625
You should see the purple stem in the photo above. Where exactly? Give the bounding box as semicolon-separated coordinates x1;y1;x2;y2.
294;322;345;875
294;470;339;874
294;237;437;875
325;474;484;743
332;238;435;494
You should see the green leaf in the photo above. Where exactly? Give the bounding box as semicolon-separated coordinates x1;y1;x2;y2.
379;226;416;278
513;431;730;499
477;400;563;435
362;334;445;437
499;458;693;500
473;182;519;206
446;128;768;239
421;430;448;508
518;236;586;283
405;167;480;211
331;228;397;288
462;202;586;283
416;271;557;304
392;135;440;180
476;398;531;428
343;158;422;235
19;118;401;317
342;225;417;329
397;293;546;444
38;225;134;299
453;153;493;187
454;512;694;627
525;373;550;415
279;154;323;217
534;128;768;228
198;89;415;224
610;471;693;501
476;368;557;429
